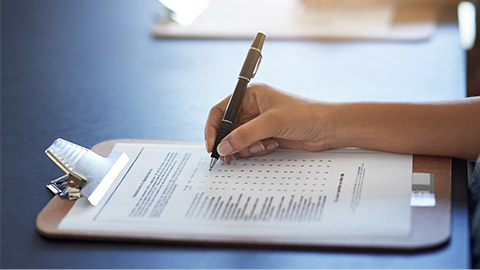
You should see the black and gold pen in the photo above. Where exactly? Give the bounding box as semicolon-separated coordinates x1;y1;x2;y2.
209;32;266;170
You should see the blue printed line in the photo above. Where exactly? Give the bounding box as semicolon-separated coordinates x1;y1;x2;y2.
93;147;145;221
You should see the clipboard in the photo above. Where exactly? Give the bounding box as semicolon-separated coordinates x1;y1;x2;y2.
36;138;451;251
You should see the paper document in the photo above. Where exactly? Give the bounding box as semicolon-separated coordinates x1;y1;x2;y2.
59;143;412;238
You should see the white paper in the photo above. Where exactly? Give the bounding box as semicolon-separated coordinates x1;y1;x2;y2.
59;143;412;238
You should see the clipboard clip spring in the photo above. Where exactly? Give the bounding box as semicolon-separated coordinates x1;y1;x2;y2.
46;173;86;200
44;138;129;206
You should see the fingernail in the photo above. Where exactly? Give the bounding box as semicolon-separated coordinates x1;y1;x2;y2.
217;140;234;156
266;141;279;151
249;143;265;154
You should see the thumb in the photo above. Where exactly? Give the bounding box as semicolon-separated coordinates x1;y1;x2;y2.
217;113;279;156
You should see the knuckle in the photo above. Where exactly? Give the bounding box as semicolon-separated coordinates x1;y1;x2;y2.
249;82;266;89
247;82;269;94
208;106;222;117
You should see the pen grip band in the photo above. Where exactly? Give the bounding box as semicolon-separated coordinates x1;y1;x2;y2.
211;121;233;159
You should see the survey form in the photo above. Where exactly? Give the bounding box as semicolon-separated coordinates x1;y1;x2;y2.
59;143;412;238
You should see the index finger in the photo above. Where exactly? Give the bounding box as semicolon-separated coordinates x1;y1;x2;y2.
205;95;231;152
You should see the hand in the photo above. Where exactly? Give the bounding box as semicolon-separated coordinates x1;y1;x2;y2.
204;83;333;163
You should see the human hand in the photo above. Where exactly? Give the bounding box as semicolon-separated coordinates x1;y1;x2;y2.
204;83;333;163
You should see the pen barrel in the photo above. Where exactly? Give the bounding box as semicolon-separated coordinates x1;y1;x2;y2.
211;121;234;159
223;79;248;121
210;32;265;161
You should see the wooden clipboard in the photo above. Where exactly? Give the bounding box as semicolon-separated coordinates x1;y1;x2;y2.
36;139;451;250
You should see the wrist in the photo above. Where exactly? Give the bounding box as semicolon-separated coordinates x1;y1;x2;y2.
327;102;363;150
324;102;340;150
308;101;337;151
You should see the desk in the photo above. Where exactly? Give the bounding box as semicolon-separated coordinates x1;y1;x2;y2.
0;0;470;268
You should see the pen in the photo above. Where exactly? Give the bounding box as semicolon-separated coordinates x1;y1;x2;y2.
209;32;266;170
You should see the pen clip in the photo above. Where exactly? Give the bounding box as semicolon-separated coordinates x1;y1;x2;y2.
252;53;262;78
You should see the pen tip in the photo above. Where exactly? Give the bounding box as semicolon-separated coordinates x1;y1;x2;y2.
209;158;217;171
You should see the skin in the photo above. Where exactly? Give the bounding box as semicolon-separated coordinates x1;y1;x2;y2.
205;83;480;162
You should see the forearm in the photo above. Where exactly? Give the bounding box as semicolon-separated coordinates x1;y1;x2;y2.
327;97;480;160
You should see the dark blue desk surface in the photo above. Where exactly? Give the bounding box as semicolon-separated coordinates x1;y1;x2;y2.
1;0;470;268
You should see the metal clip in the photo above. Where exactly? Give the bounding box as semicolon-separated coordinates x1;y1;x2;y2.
252;53;262;78
45;138;129;206
47;174;86;200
